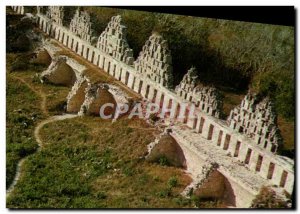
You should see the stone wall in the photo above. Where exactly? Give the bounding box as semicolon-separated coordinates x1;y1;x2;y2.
46;6;64;25
70;8;92;43
96;15;134;65
175;67;223;118
228;93;283;154
134;33;173;89
11;6;25;14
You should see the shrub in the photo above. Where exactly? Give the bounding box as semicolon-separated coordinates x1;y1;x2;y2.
251;186;291;208
168;176;178;188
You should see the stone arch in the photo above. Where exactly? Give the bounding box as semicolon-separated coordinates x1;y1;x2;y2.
31;48;52;66
40;56;77;87
194;169;236;207
80;84;117;116
147;133;187;169
66;77;89;113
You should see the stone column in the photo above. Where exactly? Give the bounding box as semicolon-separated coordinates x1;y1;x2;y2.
58;31;64;43
249;151;259;171
127;73;135;88
63;34;68;46
228;136;238;156
87;48;94;62
147;86;155;101
259;158;271;179
177;103;189;123
272;166;283;186
93;51;100;66
284;173;294;194
186;105;197;129
77;42;83;56
99;55;105;69
104;58;110;72
133;77;142;94
237;143;248;163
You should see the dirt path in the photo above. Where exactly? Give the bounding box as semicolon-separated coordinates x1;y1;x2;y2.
6;75;78;197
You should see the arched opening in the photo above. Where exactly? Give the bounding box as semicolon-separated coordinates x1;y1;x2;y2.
146;133;187;169
41;58;76;87
193;170;236;207
83;85;117;117
31;49;52;67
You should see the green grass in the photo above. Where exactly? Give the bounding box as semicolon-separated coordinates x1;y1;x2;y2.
7;117;194;208
6;52;70;189
6;75;43;188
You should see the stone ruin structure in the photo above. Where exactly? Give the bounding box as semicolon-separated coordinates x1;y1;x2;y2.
96;15;134;65
40;56;76;87
134;33;173;89
67;75;90;113
228;93;283;154
11;6;25;14
175;67;222;118
46;6;64;25
79;83;117;116
10;6;294;207
69;8;92;43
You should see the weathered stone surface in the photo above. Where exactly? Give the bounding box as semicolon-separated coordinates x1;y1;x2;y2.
175;67;223;118
31;48;52;65
11;6;25;15
228;92;283;153
66;75;89;113
134;33;174;89
96;15;134;65
69;8;92;43
79;83;117;116
46;6;64;25
146;129;186;168
40;56;76;86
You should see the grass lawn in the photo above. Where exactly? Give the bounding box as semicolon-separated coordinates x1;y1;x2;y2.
6;75;42;189
7;116;195;208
